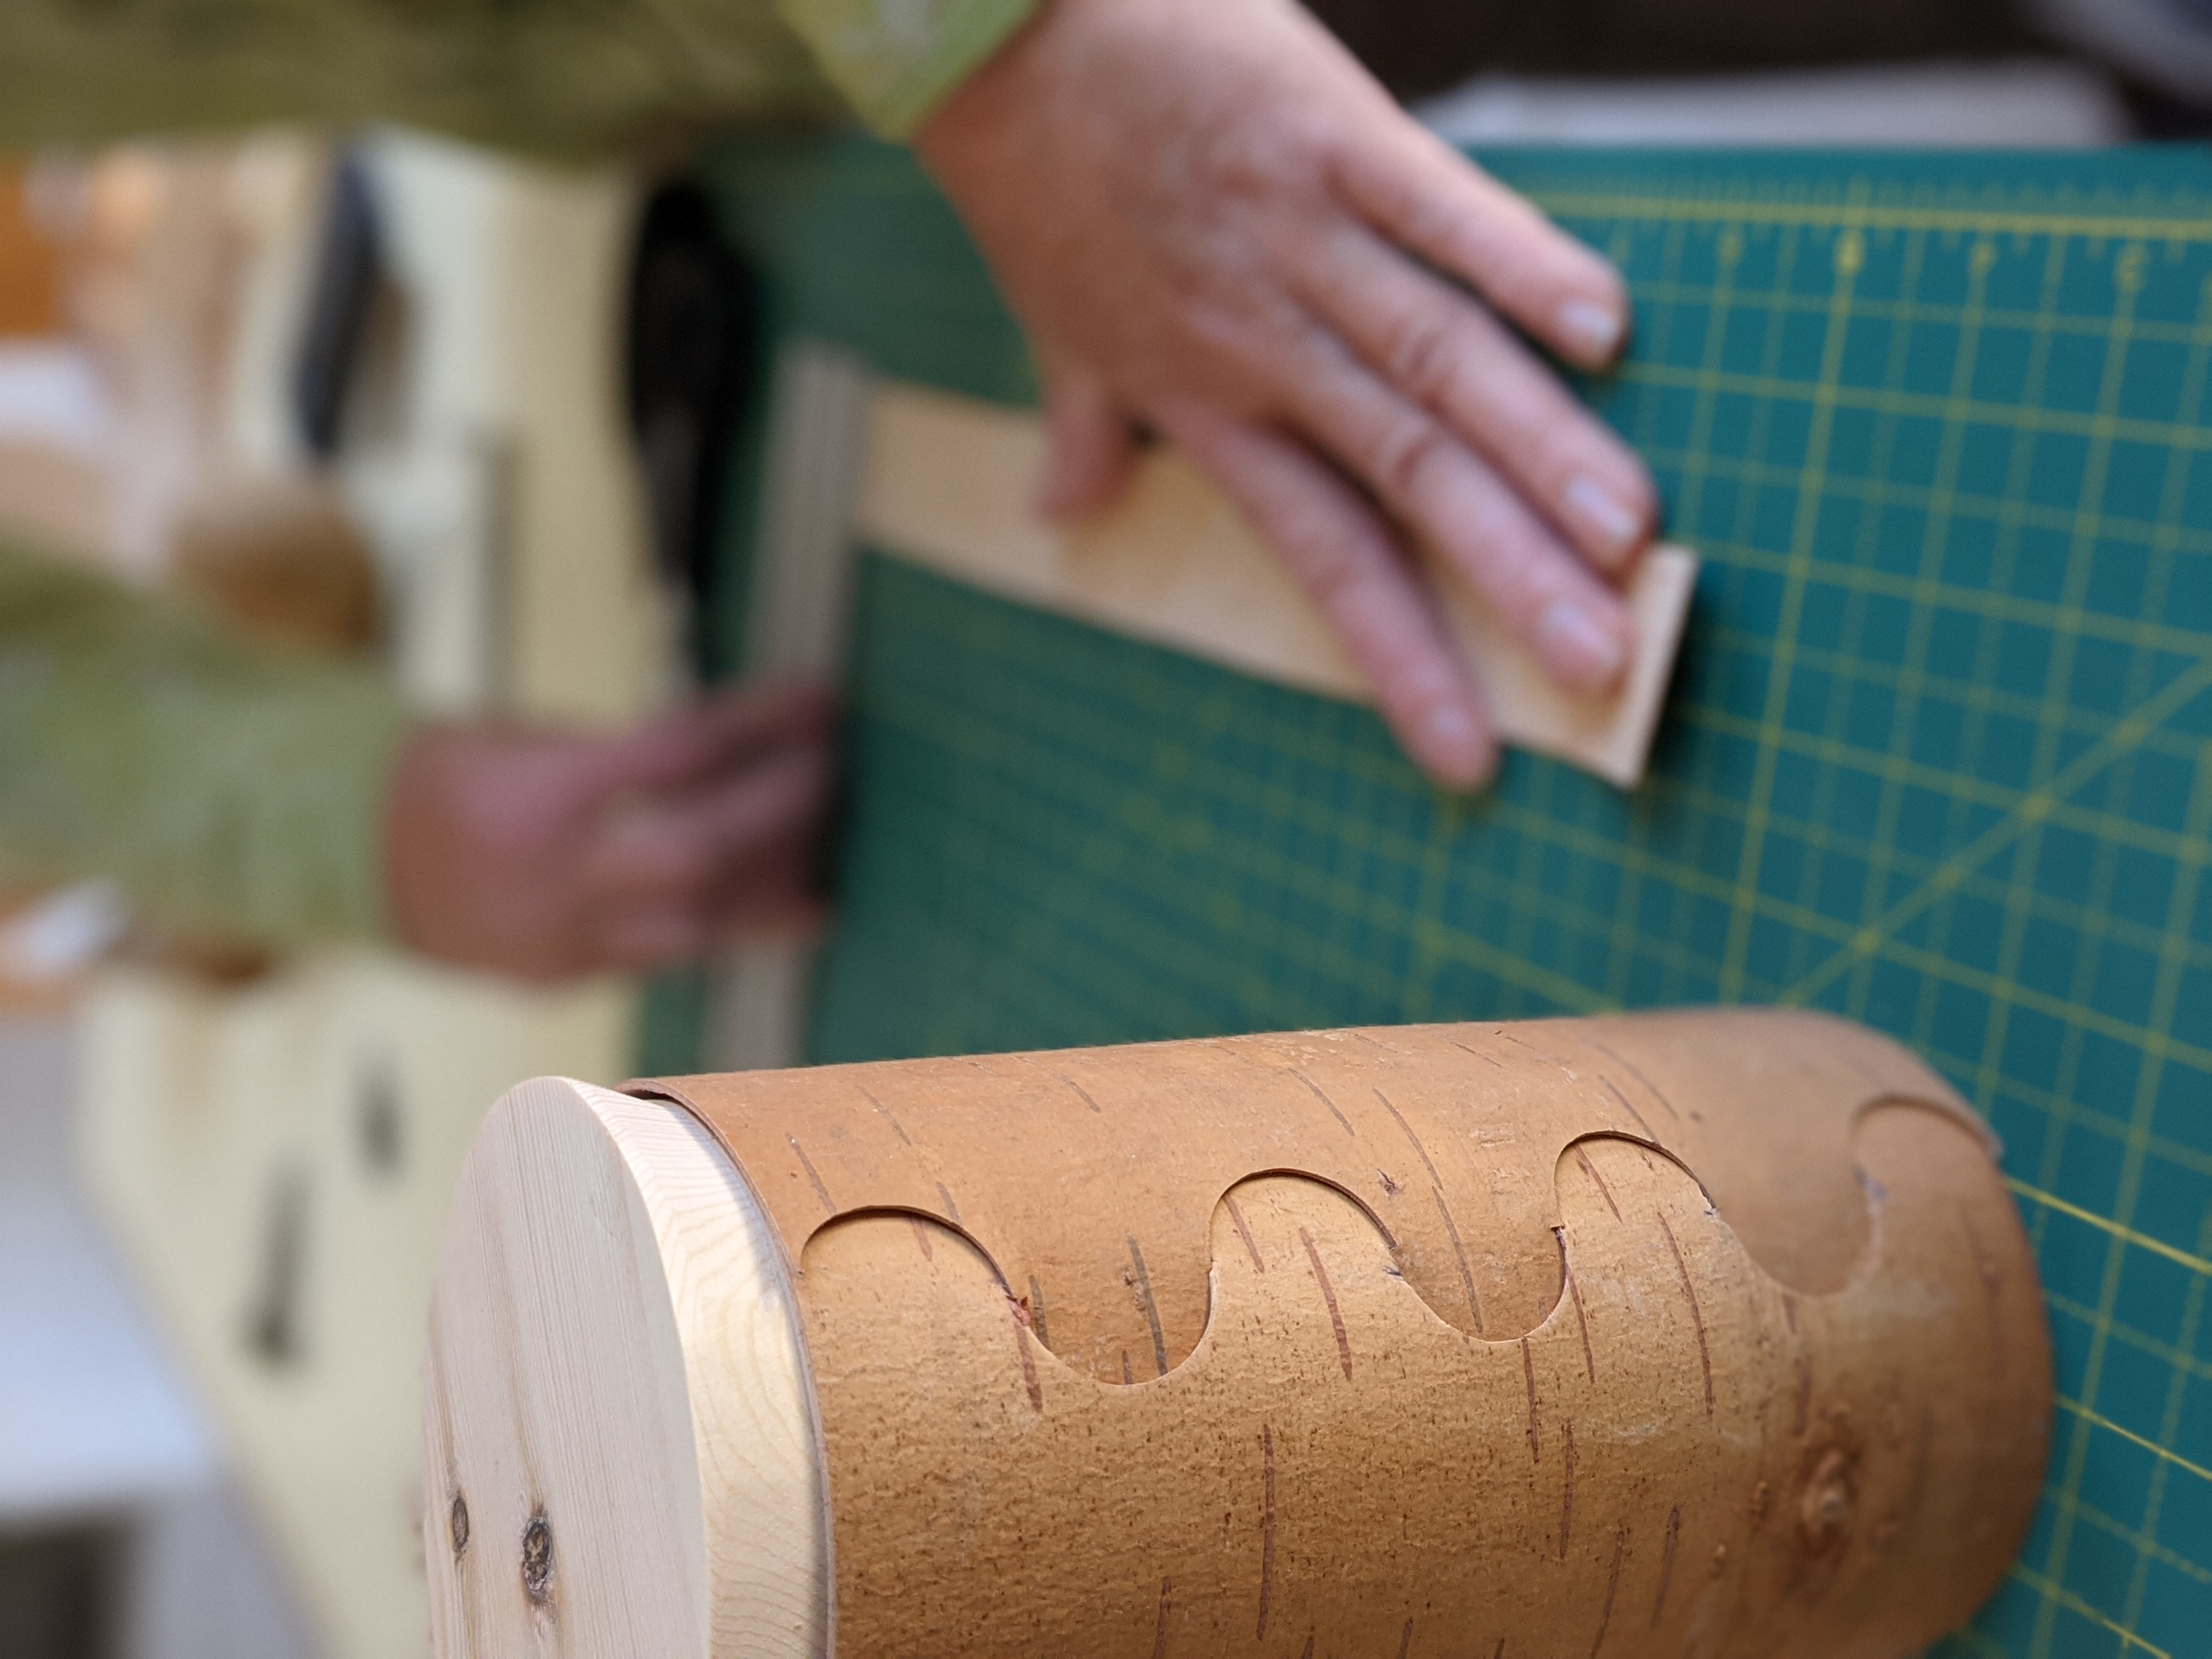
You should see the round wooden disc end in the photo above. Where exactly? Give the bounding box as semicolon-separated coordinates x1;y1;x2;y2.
422;1076;825;1659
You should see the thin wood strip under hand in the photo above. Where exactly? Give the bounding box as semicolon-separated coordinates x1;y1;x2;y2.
857;382;1699;789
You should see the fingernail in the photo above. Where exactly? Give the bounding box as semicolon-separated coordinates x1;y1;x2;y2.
1556;298;1624;364
1420;703;1493;789
1424;702;1475;753
1536;599;1627;692
1564;476;1643;561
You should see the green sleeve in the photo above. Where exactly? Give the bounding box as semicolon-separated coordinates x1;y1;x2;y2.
772;0;1041;136
0;539;413;949
0;0;1030;151
0;0;838;157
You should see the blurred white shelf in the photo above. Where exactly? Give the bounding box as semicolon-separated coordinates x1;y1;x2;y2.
1418;57;2134;148
0;1015;216;1525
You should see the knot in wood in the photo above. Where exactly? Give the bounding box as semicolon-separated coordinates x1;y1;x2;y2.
521;1511;554;1606
449;1492;470;1558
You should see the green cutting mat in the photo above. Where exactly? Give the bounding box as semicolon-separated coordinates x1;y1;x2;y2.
690;137;2212;1656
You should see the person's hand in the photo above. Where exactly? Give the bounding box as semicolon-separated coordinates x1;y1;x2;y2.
383;680;834;982
913;0;1658;789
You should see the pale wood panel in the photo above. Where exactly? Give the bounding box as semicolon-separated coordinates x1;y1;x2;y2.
78;955;635;1658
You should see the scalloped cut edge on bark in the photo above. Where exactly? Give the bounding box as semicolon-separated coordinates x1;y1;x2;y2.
632;1011;1990;1378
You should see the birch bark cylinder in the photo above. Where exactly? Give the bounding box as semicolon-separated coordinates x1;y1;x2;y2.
423;1009;2050;1659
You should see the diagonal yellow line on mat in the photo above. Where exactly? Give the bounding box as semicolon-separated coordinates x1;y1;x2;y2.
2005;1564;2172;1658
2006;1180;2212;1279
1779;655;2212;1008
2055;1395;2212;1487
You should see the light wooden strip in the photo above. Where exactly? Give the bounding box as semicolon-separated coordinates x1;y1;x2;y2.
858;382;1698;789
709;342;874;1074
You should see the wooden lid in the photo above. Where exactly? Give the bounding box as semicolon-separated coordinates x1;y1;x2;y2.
422;1077;825;1659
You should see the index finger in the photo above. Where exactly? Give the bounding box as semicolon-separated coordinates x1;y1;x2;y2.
1157;402;1498;792
1327;119;1631;371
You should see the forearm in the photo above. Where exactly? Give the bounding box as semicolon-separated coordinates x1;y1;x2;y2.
0;539;411;949
0;0;836;154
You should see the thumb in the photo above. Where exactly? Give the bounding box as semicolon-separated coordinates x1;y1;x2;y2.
1035;358;1140;520
565;680;836;803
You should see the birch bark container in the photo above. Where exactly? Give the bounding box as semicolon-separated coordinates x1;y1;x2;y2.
423;1009;2049;1658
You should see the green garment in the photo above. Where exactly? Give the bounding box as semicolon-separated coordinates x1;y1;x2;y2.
0;538;411;947
0;0;1040;152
